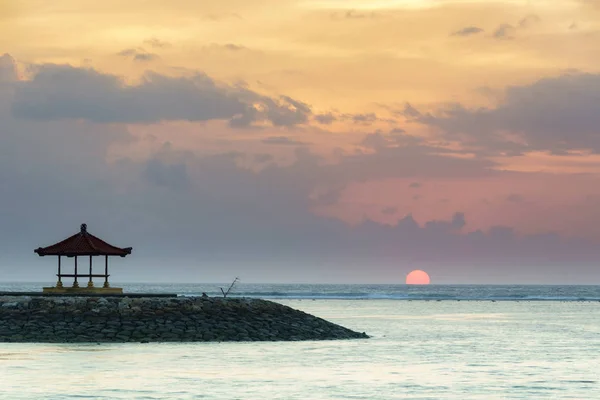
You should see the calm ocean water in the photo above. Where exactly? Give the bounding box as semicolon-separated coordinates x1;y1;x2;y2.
1;283;599;399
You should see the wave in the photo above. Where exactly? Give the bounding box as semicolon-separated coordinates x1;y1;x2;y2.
178;291;600;301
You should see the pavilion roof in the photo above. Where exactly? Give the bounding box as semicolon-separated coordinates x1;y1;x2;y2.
34;224;132;257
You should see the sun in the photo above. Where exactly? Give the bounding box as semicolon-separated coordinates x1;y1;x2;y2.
406;270;431;285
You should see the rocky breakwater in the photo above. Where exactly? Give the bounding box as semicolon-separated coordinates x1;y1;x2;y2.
0;296;369;343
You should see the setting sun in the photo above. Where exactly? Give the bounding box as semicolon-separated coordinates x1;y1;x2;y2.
406;270;431;285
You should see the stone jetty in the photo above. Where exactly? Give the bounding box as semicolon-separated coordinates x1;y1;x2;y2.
0;296;369;343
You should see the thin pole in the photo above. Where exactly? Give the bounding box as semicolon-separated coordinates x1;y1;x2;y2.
88;255;94;288
73;256;79;288
104;255;109;288
57;256;63;288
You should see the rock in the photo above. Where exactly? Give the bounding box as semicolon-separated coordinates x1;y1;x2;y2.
0;295;369;343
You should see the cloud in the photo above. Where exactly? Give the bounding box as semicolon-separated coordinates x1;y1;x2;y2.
490;15;539;40
424;212;466;232
11;62;311;127
223;43;246;51
351;113;378;124
0;53;17;83
261;136;309;146
0;108;598;282
360;130;422;151
143;38;172;48
330;10;382;20
117;48;160;62
409;182;421;189
13;65;246;123
254;153;274;163
451;26;484;37
311;184;346;206
310;111;391;126
2;55;600;283
518;14;541;29
201;43;251;54
403;73;600;154
143;158;189;190
262;96;312;127
314;113;336;124
381;206;397;215
493;23;516;39
506;193;525;203
134;53;160;62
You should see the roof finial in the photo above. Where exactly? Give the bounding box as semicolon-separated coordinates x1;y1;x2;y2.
81;223;87;233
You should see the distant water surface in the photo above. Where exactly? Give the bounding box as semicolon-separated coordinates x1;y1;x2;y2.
2;282;600;301
1;283;599;399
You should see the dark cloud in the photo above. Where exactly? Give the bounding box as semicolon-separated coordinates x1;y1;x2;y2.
424;212;466;232
143;159;189;190
381;206;397;215
351;113;378;124
311;184;346;206
403;103;421;118
263;96;312;127
323;137;497;186
0;53;17;83
254;153;274;163
451;26;484;37
409;182;421;189
117;48;160;62
331;10;382;20
403;73;600;154
490;15;539;40
314;113;336;124
506;193;525;203
493;23;516;39
202;43;251;53
116;49;138;57
133;53;160;62
11;63;311;128
228;107;258;128
261;136;309;146
12;65;246;123
223;44;246;51
518;14;541;29
311;111;392;125
143;38;172;48
360;130;423;151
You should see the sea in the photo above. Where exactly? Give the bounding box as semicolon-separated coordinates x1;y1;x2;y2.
1;283;599;399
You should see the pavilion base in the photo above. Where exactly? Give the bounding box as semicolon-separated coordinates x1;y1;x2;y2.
43;286;123;295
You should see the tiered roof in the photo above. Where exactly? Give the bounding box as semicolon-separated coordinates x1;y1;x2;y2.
34;224;132;257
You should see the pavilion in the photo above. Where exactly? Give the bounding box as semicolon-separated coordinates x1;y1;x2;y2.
34;223;132;294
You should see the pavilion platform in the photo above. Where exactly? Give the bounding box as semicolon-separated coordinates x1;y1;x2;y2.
42;286;124;295
0;291;177;298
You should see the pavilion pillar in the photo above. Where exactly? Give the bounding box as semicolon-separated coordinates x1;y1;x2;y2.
56;256;63;288
73;256;79;288
103;255;110;288
87;255;94;288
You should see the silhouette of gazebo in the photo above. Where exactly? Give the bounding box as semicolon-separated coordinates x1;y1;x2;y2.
35;223;132;294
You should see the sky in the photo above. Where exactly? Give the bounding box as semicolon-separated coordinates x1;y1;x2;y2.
1;0;600;284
